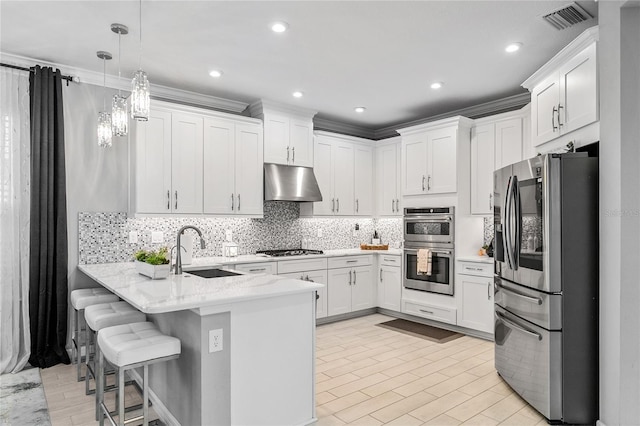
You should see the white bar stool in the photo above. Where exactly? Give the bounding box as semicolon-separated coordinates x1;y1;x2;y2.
84;301;146;401
97;322;181;426
70;288;119;381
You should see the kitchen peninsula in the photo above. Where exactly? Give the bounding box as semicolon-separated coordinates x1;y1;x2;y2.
79;262;322;426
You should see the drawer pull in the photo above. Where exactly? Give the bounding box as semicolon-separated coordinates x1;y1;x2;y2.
249;268;266;272
419;309;434;315
346;260;358;263
383;258;395;262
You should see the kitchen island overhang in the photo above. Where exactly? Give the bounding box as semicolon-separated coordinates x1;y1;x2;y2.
79;263;322;426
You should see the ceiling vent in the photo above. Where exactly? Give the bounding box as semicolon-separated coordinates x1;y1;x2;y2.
542;3;593;30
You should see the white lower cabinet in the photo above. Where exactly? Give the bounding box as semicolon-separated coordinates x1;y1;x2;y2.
232;262;277;275
327;256;375;316
456;261;494;334
278;258;328;319
377;256;402;312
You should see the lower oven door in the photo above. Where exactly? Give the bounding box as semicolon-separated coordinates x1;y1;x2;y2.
403;247;454;295
494;305;561;421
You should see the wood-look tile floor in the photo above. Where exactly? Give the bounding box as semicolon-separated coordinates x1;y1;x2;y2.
41;314;546;425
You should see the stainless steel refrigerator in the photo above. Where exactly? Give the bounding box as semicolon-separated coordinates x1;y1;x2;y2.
493;153;598;424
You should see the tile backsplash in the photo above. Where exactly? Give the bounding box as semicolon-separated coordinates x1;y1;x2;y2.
483;217;494;246
79;202;403;264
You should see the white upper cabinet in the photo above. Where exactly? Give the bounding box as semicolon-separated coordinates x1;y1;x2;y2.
303;132;374;217
248;100;316;167
375;139;401;216
133;100;263;216
470;109;527;215
398;116;473;196
203;117;263;216
523;27;598;147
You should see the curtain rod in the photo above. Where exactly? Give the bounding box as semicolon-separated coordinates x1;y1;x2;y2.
1;62;75;86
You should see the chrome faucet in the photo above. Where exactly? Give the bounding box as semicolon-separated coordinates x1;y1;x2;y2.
174;225;206;275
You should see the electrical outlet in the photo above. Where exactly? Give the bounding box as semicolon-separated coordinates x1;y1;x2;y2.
225;229;233;242
151;231;164;243
128;231;138;244
317;229;322;238
209;329;223;353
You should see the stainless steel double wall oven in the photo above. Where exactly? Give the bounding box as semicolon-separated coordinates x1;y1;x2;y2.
403;207;455;296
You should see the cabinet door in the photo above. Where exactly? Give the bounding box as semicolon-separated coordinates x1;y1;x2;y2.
351;266;375;312
378;265;401;312
327;268;352;316
402;133;428;195
495;118;523;169
531;73;560;146
307;270;328;319
376;144;398;215
471;124;495;215
333;142;355;215
136;109;172;213
171;113;203;214
203;118;235;214
427;127;457;194
457;274;494;333
234;123;264;215
353;145;373;216
263;113;290;165
559;43;598;135
289;117;313;167
313;137;334;215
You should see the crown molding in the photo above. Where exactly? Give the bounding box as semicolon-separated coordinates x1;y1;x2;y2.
0;52;248;113
313;130;377;145
397;115;475;136
248;99;317;120
313;117;376;140
522;26;599;90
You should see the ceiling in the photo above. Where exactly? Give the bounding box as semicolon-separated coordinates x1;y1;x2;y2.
0;1;598;133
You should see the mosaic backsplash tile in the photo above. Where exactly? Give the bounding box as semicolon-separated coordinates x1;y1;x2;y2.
483;217;494;246
78;202;404;264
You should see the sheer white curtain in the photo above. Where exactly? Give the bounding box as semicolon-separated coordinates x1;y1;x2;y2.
0;67;31;373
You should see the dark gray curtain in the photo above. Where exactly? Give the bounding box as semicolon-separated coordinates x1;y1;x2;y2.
28;66;70;368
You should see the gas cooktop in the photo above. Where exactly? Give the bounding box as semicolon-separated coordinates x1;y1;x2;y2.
256;249;324;257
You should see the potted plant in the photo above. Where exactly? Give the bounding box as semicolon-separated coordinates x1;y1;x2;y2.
134;247;171;279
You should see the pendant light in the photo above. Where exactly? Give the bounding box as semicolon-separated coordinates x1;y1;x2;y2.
111;23;129;136
96;51;113;148
131;0;150;121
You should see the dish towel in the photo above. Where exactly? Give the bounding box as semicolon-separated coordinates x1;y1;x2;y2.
417;249;432;276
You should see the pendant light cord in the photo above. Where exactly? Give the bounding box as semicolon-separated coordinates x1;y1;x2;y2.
117;31;122;95
139;0;142;69
102;57;106;110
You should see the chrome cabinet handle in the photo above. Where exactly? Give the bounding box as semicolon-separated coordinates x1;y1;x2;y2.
356;199;359;213
332;198;335;212
292;146;295;163
552;106;558;131
396;199;399;212
489;193;493;210
167;190;170;210
346;260;357;263
427;175;431;191
487;282;491;300
237;194;240;211
336;198;340;212
391;199;395;212
348;270;352;285
496;311;542;341
287;146;290;163
249;268;266;272
231;193;234;211
422;175;426;191
419;309;434;315
380;268;383;282
557;104;564;127
353;270;356;285
175;191;178;210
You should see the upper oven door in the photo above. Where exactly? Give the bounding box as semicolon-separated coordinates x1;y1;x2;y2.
404;216;454;245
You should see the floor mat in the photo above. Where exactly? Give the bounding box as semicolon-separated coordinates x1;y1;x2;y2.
0;366;51;426
377;318;463;343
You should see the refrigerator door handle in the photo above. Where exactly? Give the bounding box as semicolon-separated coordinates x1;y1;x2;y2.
512;176;521;270
496;311;542;341
503;176;514;270
496;281;542;305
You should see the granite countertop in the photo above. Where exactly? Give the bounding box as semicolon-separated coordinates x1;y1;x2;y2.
78;263;322;314
456;255;494;264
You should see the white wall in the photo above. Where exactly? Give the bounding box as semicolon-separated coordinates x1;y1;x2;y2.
598;2;640;425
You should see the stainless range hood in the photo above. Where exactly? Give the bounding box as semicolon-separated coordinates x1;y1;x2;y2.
264;163;323;202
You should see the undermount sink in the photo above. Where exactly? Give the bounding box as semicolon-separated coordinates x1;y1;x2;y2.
185;268;242;279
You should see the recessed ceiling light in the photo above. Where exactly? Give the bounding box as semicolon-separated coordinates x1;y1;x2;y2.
430;82;443;90
505;43;522;53
209;70;223;78
271;21;289;33
292;91;303;98
354;107;366;113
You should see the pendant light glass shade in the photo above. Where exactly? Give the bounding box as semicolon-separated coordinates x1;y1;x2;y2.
97;111;113;147
131;69;150;121
112;94;128;135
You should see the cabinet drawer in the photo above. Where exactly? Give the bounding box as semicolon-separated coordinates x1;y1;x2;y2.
232;262;277;275
458;261;494;278
277;258;328;274
328;255;372;269
379;255;401;267
403;300;457;325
